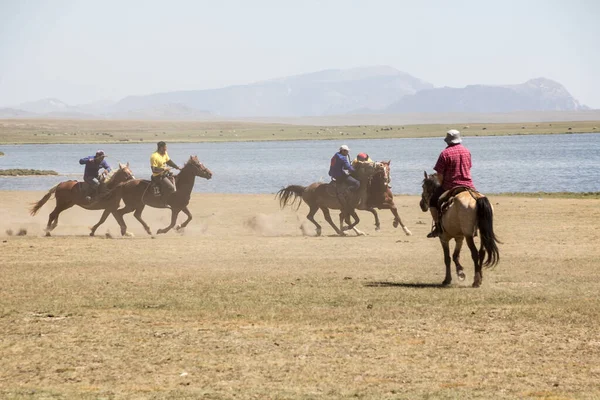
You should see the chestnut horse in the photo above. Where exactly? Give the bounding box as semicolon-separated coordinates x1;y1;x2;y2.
30;163;135;236
420;172;500;287
276;162;379;236
94;156;212;236
359;161;411;235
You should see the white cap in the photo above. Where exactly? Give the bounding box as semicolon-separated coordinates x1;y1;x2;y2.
340;144;350;151
444;129;462;144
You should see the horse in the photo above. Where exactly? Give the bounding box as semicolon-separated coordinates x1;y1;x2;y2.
95;156;212;236
276;162;380;236
359;161;411;236
29;163;135;236
420;172;500;287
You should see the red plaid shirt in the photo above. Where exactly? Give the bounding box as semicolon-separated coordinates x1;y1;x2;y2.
434;144;475;190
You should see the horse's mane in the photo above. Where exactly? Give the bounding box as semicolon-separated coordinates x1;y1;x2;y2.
103;169;118;185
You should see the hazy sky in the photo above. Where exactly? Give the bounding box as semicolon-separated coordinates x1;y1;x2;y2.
1;0;599;108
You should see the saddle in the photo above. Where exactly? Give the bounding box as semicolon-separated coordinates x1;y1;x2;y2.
437;186;484;234
149;174;175;197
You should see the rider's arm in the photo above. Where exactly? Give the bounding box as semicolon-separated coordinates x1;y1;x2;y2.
342;155;355;173
79;157;92;165
166;159;180;170
102;160;112;173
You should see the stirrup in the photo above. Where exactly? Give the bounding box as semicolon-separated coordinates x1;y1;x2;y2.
427;223;440;238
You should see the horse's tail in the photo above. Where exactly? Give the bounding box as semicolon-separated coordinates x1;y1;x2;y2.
276;185;306;210
30;183;60;215
476;196;500;268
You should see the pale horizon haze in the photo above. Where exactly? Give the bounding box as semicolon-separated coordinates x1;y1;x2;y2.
1;0;599;108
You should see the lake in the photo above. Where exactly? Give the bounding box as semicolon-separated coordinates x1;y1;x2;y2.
0;133;599;194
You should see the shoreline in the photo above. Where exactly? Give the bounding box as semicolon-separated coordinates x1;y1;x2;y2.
0;118;598;145
0;190;598;199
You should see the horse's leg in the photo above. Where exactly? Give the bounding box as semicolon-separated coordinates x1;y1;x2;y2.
390;206;412;236
453;236;466;282
90;209;112;237
157;208;180;235
321;207;344;236
176;206;193;232
305;205;323;236
133;204;152;235
349;211;365;236
466;236;482;288
115;204;136;236
45;203;73;236
441;239;452;285
367;207;380;231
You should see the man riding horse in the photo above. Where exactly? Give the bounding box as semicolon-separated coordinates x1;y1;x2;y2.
329;144;360;211
427;129;476;238
79;150;111;202
150;141;181;206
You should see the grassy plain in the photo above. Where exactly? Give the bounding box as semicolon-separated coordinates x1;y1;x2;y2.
1;191;599;399
0;118;598;144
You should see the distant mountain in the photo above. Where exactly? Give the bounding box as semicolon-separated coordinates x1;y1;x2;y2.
2;69;591;121
17;98;77;114
385;78;587;113
114;66;434;117
0;107;37;118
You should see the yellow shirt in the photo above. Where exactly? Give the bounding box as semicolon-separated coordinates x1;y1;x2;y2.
150;151;170;177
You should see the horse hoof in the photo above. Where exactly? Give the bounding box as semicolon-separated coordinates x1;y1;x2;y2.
457;271;466;281
45;232;51;237
393;221;399;228
375;226;380;231
316;229;322;237
124;232;135;237
89;232;95;237
442;279;451;286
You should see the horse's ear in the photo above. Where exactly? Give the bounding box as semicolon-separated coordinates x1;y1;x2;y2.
424;171;428;179
387;160;391;165
119;162;124;169
126;162;129;167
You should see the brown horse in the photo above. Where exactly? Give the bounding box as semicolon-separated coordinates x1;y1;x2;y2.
30;163;135;236
359;161;411;235
420;172;500;287
97;156;212;236
276;162;380;236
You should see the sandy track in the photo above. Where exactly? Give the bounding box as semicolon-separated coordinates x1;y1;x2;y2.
1;192;599;399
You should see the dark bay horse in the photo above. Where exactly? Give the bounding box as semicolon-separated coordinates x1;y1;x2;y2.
96;156;212;236
30;163;135;236
276;162;379;236
420;172;500;287
359;161;411;236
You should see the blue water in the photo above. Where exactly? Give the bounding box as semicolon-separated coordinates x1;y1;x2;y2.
1;133;599;194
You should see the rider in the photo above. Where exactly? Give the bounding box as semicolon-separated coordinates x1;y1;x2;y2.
352;152;373;165
427;129;476;238
79;150;111;202
150;141;181;205
329;144;360;209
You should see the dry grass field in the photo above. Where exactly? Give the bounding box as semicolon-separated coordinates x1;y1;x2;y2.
1;192;599;399
0;118;599;144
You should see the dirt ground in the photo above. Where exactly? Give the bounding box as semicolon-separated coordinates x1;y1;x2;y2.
1;191;599;399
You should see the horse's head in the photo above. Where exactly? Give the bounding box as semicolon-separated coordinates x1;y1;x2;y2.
106;162;134;185
420;171;439;212
185;156;213;180
377;160;391;186
115;163;135;182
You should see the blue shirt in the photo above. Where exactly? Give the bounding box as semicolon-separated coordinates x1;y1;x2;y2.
79;156;111;180
329;152;354;179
